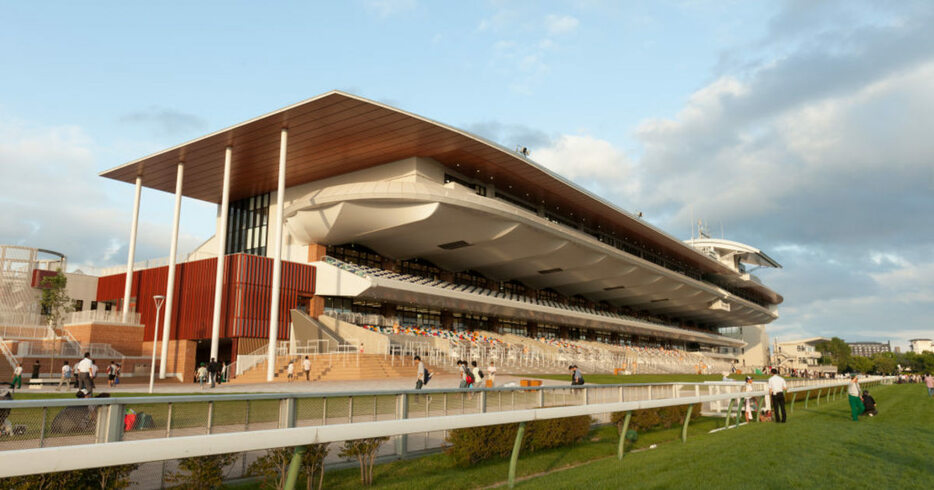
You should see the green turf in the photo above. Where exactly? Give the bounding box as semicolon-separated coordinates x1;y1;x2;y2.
513;384;934;489
520;373;771;384
233;383;927;489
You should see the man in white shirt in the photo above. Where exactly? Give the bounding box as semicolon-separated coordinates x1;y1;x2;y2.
767;368;788;423
11;363;23;390
58;361;73;391
75;353;94;394
302;356;311;381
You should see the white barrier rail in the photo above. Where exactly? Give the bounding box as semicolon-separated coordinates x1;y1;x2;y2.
0;376;890;479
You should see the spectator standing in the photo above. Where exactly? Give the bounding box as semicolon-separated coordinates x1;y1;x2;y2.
471;361;483;388
11;363;23;390
743;376;756;422
847;375;863;421
767;368;787;423
31;360;41;381
107;362;117;387
414;356;427;389
75;353;93;394
925;374;934;397
114;363;121;386
302;356;311;381
58;361;72;391
287;360;295;382
488;361;497;387
207;358;219;388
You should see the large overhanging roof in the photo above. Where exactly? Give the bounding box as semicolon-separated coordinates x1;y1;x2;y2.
99;90;737;276
689;238;782;269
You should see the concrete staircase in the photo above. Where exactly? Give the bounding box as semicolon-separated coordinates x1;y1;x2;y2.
230;354;454;384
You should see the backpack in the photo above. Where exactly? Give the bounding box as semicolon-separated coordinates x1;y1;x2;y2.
478;369;485;379
134;412;155;430
423;371;431;386
465;374;474;385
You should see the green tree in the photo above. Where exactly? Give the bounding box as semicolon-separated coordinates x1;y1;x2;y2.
339;438;388;486
848;356;874;374
39;269;72;329
815;337;851;372
871;352;897;374
166;453;237;489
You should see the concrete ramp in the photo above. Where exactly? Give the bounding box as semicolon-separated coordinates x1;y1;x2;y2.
289;310;344;353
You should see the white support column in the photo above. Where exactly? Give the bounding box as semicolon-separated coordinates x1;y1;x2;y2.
210;147;233;361
159;163;184;379
266;129;288;382
121;176;142;324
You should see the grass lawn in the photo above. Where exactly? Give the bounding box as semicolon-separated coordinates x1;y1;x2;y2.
521;373;771;384
235;384;930;489
514;383;933;489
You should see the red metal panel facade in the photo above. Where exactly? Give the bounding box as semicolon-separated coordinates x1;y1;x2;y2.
96;254;315;342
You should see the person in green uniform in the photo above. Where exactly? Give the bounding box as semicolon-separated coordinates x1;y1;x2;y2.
847;374;864;421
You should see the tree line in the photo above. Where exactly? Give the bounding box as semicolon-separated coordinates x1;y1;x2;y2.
815;337;934;374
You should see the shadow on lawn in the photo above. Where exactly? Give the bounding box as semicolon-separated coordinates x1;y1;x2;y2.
847;441;934;476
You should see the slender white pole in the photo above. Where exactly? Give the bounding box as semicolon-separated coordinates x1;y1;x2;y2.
149;297;164;394
210;147;233;360
122;176;142;323
266;129;288;382
159;163;184;379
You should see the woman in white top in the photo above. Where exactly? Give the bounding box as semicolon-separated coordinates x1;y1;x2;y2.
847;375;863;421
287;361;295;382
488;361;497;387
743;377;756;422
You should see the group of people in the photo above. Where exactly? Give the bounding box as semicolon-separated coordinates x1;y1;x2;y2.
454;360;495;389
8;355;122;394
284;356;313;382
745;370;881;423
194;358;229;389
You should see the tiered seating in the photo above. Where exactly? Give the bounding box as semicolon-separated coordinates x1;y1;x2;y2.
321;256;736;375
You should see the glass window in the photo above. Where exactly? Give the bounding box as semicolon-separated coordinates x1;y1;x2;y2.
226;193;271;256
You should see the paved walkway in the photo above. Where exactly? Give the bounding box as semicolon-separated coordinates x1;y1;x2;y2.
27;374;570;395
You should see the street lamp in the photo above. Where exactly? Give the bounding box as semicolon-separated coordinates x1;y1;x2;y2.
149;295;166;394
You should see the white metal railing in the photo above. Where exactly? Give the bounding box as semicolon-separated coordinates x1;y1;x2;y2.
0;324;55;340
0;376;892;479
0;312;48;329
65;309;141;325
0;336;17;369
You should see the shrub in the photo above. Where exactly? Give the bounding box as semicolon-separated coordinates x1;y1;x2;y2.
339;438;388;486
248;444;329;490
0;464;139;490
166;453;237;489
445;415;592;467
611;403;701;433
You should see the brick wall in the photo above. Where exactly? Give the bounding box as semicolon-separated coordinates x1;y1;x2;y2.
65;322;145;356
141;339;197;383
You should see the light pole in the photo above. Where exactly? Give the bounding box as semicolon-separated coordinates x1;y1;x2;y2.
149;295;165;394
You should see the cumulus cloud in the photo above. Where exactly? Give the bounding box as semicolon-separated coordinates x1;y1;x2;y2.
523;1;934;347
0;118;208;271
544;14;579;35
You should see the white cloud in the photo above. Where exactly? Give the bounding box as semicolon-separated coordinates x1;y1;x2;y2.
363;0;416;17
544;14;579;35
532;134;638;202
0;118;209;271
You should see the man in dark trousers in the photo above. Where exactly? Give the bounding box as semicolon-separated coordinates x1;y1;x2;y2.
31;360;41;381
767;368;788;423
207;357;219;388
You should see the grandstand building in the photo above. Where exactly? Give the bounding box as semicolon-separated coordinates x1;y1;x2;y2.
847;341;892;357
10;91;786;381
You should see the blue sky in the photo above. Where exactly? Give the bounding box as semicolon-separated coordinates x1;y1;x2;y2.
1;1;932;349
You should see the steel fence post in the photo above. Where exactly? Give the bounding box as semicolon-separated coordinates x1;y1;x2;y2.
538;388;545;408
508;421;527;488
284;444;307;490
207;401;215;434
166;403;173;437
396;393;408;458
96;402;124;443
617;411;632;460
804;390;810;408
39;407;47;448
279;397;296;429
681;404;693;443
724;398;735;428
480;390;487;413
816;389;822;406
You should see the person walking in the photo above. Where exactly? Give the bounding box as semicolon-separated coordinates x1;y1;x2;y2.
75;353;93;395
89;360;98;390
767;368;787;423
196;363;208;390
287;359;295;382
470;361;483;388
925;374;934;398
302;356;311;381
414;355;428;389
207;358;219;388
847;375;863;421
11;363;23;390
488;361;497;387
58;361;72;391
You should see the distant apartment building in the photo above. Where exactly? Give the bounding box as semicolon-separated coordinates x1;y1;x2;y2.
910;339;933;354
772;337;837;373
847;341;892;357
